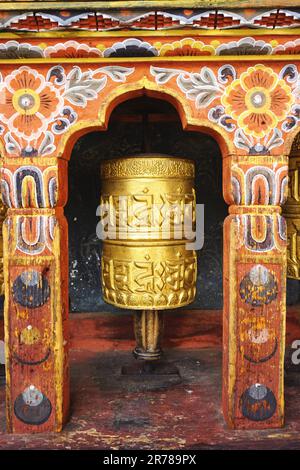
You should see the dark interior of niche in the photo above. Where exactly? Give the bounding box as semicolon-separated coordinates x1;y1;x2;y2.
63;96;300;312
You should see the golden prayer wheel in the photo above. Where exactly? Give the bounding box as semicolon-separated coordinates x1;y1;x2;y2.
100;155;197;360
283;139;300;280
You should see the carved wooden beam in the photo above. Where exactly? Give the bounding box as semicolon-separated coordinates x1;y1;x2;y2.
2;1;300;11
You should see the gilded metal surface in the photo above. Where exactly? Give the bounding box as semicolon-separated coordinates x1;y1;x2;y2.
100;155;197;310
283;148;300;280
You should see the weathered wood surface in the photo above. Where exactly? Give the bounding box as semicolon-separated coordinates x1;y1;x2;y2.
2;1;300;11
0;309;300;449
2;210;70;433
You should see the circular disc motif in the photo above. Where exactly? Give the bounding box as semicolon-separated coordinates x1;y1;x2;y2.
14;325;50;366
20;326;41;345
239;265;278;307
240;384;277;421
244;327;278;364
14;386;52;425
12;270;50;308
12;88;40;115
249;90;267;109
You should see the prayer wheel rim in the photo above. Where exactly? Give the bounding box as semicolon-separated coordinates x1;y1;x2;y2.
100;154;195;179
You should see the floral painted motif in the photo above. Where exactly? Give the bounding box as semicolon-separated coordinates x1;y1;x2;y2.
158;39;214;56
151;65;222;108
44;41;102;58
216;37;272;56
2;36;300;59
0;62;298;157
103;39;157;57
221;65;294;138
0;65;134;156
0;41;44;59
273;39;300;55
0;67;63;141
151;63;299;154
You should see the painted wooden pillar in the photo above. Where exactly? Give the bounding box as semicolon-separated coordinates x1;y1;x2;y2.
1;157;69;432
0;197;6;295
223;154;288;429
283;134;300;279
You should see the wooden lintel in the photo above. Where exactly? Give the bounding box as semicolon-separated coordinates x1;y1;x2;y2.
1;1;300;12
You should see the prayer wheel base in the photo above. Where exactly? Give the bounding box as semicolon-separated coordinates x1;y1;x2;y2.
133;310;164;361
121;361;181;391
133;349;162;361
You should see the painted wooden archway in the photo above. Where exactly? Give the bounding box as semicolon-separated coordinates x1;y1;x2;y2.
0;1;299;433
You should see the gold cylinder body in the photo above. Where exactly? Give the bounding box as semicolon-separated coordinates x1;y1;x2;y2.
283;138;300;280
100;155;197;310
